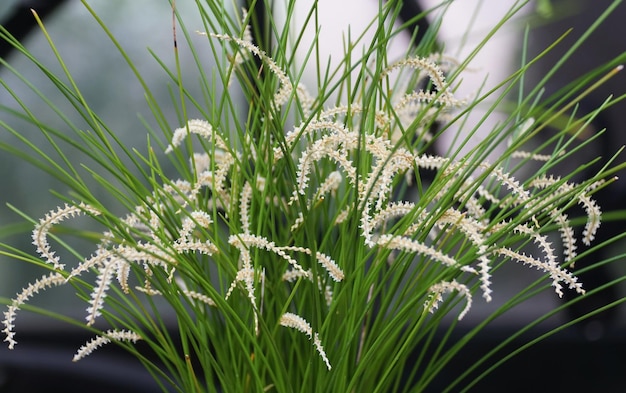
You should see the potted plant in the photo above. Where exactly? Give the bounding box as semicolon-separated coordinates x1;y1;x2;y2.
1;0;625;391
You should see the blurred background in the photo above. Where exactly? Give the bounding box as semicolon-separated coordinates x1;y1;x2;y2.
1;0;625;391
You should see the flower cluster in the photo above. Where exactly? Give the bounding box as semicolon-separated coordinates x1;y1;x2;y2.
2;21;603;374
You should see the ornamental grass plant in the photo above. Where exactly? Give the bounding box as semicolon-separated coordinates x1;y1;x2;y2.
1;0;626;392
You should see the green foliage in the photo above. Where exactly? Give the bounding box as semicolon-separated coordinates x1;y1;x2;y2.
1;0;625;392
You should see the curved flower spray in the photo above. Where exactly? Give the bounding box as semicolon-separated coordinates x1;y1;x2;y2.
0;3;619;391
2;25;599;369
